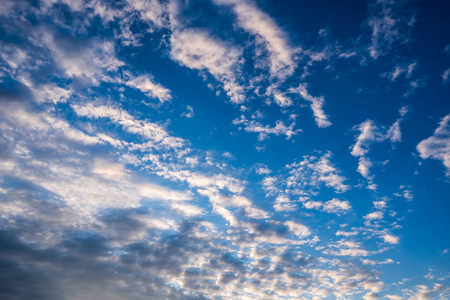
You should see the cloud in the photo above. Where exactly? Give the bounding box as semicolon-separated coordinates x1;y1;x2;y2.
357;157;373;178
286;152;349;193
365;0;416;59
404;78;426;97
304;198;352;215
417;114;450;176
273;195;297;212
31;28;124;84
350;117;404;182
0;101;100;146
325;239;370;257
351;120;383;157
170;29;245;104
72;103;185;149
387;120;402;142
181;105;194;118
122;72;172;104
365;211;384;220
405;284;447;300
383;62;416;81
170;202;204;217
124;0;169;29
442;68;450;84
212;0;296;79
0;0;444;299
138;183;192;202
233;114;300;140
336;230;359;237
0;105;198;225
92;159;128;179
394;186;413;201
289;83;332;128
382;234;400;244
285;221;311;237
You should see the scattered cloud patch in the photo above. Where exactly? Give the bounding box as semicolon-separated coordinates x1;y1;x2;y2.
417;114;450;176
304;198;351;215
290;83;332;128
365;0;416;59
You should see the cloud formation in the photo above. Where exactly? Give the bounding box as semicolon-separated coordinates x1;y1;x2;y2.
417;114;450;176
0;0;449;299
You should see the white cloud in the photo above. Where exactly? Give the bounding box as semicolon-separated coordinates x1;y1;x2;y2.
404;78;426;97
399;106;409;117
365;211;384;220
386;295;403;300
289;83;332;128
125;0;169;28
72;103;184;149
351;120;381;157
304;198;351;214
351;117;403;182
273;195;297;212
357;157;373;179
0;108;193;218
272;90;293;107
362;258;394;265
255;165;271;175
0;45;31;71
374;201;387;210
322;198;352;214
32;28;124;84
395;186;413;201
383;62;416;81
442;68;450;84
138;183;192;202
304;200;323;210
1;102;100;146
212;0;296;79
382;234;399;244
170;29;245;104
387;119;402;142
406;284;446;300
31;83;73;104
182;105;194;118
170;202;204;217
92;159;127;179
233;114;300;141
286;152;349;193
325;239;370;257
366;0;415;59
285;221;311;237
0;1;442;298
417;114;450;176
245;206;270;219
262;176;278;195
123;72;172;103
336;230;358;237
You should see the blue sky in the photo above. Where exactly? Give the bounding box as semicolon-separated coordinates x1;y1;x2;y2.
0;0;449;299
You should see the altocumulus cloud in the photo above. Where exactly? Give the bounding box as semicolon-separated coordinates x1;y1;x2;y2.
0;0;450;299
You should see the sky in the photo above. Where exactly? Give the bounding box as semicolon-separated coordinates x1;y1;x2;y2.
0;0;449;299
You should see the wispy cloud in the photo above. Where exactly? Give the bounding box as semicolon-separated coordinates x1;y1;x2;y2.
417;114;450;176
212;0;296;79
289;83;332;128
365;0;416;59
233;114;300;140
350;110;406;186
170;29;246;104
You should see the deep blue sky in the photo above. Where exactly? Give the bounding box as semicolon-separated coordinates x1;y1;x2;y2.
0;0;449;299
